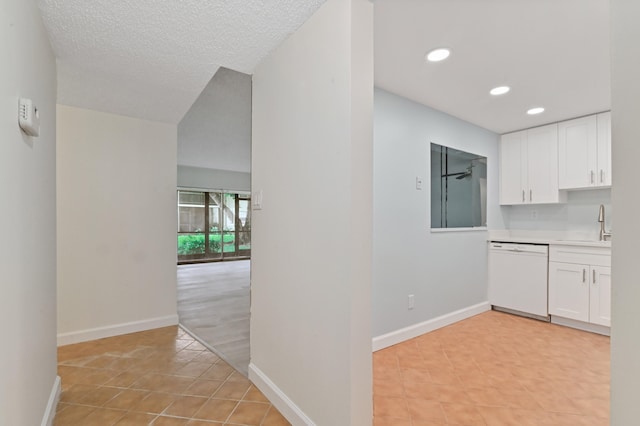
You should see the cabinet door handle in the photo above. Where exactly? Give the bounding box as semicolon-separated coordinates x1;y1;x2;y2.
529;190;532;202
593;269;596;284
591;170;595;184
583;269;586;283
600;170;604;183
522;190;525;203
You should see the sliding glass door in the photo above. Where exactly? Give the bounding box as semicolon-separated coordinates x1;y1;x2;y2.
177;190;250;263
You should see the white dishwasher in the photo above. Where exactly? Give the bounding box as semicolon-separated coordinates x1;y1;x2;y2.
488;242;549;319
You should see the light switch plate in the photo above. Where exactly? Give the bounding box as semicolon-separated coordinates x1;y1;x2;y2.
252;190;263;210
416;177;423;190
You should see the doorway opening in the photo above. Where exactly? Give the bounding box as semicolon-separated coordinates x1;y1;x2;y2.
177;189;252;375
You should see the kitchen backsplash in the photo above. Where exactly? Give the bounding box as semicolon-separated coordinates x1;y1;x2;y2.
503;188;612;236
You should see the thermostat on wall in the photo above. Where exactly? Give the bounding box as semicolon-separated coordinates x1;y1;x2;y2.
18;98;40;137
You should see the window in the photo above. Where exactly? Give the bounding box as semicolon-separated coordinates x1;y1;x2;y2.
177;190;251;262
431;143;487;229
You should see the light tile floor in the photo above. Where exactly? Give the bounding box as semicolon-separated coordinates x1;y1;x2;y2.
373;311;610;426
55;326;290;426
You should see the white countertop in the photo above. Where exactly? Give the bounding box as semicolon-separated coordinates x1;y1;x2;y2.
488;230;612;248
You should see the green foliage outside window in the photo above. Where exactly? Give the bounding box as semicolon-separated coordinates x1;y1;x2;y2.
177;233;236;255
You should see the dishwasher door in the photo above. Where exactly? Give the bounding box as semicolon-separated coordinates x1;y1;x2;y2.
488;242;549;318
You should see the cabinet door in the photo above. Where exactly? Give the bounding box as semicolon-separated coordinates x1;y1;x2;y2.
558;115;598;189
590;266;611;327
597;112;612;186
527;123;560;203
499;130;527;205
549;261;589;322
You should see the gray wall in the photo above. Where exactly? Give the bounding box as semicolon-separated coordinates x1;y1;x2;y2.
178;165;250;192
373;88;505;337
0;1;58;424
178;67;252;173
611;0;640;423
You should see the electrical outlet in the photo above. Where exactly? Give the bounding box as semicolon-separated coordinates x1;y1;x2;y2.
408;294;415;310
530;209;538;220
416;177;423;190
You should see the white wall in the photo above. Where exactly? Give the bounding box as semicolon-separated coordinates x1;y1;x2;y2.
250;0;373;424
373;89;505;337
57;105;178;344
0;1;58;424
610;0;640;423
177;165;250;192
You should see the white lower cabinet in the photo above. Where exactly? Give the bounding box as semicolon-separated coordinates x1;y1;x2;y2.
589;266;611;327
548;245;611;328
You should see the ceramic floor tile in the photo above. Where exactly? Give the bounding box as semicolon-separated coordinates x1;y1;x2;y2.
113;411;157;425
201;363;235;381
406;398;446;423
373;416;413;426
373;395;410;419
184;379;225;398
226;401;270;425
163;395;208;418
131;392;176;415
192;398;238;422
81;407;127;426
261;406;292;426
243;385;271;403
104;389;150;410
59;383;98;404
54;326;290;425
185;421;224;426
374;379;405;397
373;311;609;425
53;404;96;425
152;416;190;426
401;367;432;383
211;380;251;400
440;402;486;425
106;370;146;387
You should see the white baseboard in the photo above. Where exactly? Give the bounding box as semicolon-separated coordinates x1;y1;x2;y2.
550;315;611;336
248;363;316;426
41;376;61;426
372;302;491;352
57;314;179;346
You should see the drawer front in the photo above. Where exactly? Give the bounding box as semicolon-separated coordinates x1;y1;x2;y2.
549;245;611;266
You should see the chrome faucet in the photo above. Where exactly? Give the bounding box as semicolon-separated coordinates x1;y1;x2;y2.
598;204;612;241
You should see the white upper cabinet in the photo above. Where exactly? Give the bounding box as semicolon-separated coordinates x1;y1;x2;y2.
500;123;564;205
558;112;611;189
597;112;612;186
527;124;561;204
499;130;527;204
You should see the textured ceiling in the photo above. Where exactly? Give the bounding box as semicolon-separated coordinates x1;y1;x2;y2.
375;0;610;134
37;0;325;123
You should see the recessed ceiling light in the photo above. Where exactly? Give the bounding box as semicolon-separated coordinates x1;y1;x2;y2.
527;107;545;115
490;86;510;96
426;48;450;62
